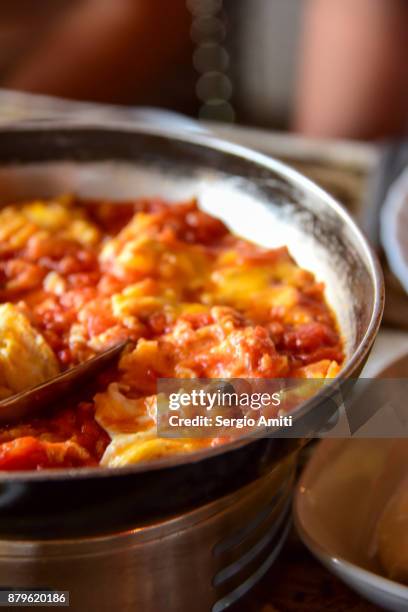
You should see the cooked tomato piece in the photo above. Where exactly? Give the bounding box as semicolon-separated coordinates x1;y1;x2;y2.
0;437;91;470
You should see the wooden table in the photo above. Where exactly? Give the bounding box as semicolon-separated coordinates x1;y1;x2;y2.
232;531;380;612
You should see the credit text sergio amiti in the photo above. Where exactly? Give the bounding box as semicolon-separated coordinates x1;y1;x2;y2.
167;389;293;429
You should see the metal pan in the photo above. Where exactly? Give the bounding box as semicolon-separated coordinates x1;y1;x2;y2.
0;123;383;537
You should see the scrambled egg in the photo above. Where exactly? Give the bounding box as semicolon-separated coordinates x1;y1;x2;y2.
0;304;59;398
0;197;100;249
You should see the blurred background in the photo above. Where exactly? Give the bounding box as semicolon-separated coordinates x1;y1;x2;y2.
1;0;408;140
0;4;407;609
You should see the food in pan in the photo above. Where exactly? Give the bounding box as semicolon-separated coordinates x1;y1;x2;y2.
376;478;408;584
0;303;59;398
0;196;344;470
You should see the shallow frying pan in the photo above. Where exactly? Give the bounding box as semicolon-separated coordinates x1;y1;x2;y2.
0;123;383;537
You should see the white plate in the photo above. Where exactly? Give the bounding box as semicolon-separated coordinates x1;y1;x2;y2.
381;166;408;294
294;439;408;611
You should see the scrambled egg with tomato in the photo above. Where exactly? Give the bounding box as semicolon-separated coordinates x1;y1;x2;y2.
0;196;344;470
0;303;59;398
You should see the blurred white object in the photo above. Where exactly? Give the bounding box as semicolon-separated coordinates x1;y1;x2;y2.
362;328;408;378
381;167;408;293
